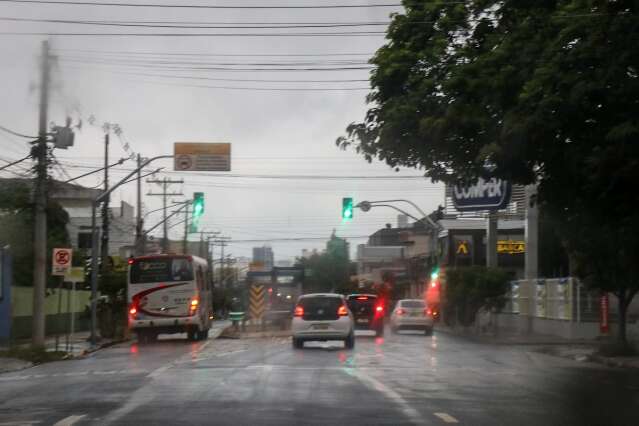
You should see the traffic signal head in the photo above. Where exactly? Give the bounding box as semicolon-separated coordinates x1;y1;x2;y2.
192;192;204;217
342;197;354;221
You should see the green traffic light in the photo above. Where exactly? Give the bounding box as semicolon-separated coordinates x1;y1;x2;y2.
192;192;204;218
342;197;354;221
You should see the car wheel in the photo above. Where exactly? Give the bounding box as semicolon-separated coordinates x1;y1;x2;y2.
424;327;433;336
137;331;149;344
292;337;303;349
344;332;355;349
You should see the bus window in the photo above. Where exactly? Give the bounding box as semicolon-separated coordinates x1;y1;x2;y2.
130;258;194;284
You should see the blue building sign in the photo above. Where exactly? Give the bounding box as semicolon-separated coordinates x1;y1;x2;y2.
452;178;512;211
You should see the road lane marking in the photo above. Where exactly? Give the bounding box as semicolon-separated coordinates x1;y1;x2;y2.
434;412;459;423
52;415;86;426
344;368;422;425
0;422;42;425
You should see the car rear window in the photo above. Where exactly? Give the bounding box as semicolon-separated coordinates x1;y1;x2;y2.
401;301;425;308
347;296;378;312
299;296;343;320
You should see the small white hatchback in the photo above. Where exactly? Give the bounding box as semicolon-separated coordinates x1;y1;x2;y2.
291;293;355;349
390;299;434;336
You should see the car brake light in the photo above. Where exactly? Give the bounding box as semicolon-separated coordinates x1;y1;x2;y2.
129;306;137;315
426;308;432;316
356;296;368;300
191;299;199;306
294;305;304;317
337;305;348;316
375;305;384;314
396;308;405;315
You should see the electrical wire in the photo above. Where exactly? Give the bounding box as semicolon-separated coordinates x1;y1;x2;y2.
0;31;387;37
0;125;38;139
0;1;404;10
0;153;32;171
0;16;395;29
53;48;374;57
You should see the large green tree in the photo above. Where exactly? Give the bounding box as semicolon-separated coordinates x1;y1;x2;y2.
338;1;639;344
0;179;70;287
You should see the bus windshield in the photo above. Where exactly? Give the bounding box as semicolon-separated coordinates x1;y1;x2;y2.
129;257;194;283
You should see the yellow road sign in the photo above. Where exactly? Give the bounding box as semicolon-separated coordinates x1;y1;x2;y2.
249;284;266;320
456;241;469;255
174;142;231;171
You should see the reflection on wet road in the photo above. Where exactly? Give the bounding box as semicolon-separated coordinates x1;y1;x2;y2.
1;328;638;425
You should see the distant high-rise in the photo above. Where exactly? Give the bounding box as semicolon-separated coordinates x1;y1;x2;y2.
252;245;274;271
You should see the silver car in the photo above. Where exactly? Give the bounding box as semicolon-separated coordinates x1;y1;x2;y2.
390;299;434;336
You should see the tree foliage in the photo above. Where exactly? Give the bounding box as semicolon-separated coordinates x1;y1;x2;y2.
0;180;70;287
444;266;511;327
295;250;355;294
338;0;639;343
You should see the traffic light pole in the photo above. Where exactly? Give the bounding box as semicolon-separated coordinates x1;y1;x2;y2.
89;155;172;347
183;202;190;254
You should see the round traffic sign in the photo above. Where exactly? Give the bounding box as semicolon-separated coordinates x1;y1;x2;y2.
176;154;192;170
55;250;70;265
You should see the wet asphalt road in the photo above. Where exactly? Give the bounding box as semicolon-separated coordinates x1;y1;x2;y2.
1;327;639;426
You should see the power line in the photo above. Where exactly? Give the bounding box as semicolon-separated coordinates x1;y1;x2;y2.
0;31;386;37
53;48;374;57
0;1;403;9
0;124;38;139
77;69;369;83
118;79;369;92
0;16;395;29
0;153;31;171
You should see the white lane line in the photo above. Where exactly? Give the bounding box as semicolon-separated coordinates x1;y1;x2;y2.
434;412;459;423
52;415;86;426
0;422;42;425
344;368;422;425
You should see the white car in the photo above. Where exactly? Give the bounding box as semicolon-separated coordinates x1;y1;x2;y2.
390;299;434;336
291;293;355;349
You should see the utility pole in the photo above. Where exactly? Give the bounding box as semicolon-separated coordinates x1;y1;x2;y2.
146;177;183;252
32;40;50;347
100;130;110;272
183;202;190;254
135;154;142;255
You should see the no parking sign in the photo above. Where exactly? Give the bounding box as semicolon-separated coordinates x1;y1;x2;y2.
52;248;72;276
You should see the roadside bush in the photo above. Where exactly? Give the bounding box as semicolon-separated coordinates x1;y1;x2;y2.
443;266;511;327
97;270;127;339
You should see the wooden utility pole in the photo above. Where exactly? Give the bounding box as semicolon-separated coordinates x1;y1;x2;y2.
100;130;110;271
32;40;51;347
146;177;183;252
135;154;142;255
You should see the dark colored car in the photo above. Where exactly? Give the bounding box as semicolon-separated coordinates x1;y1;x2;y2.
346;294;385;336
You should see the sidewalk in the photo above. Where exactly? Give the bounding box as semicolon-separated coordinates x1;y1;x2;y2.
436;324;639;369
435;324;594;345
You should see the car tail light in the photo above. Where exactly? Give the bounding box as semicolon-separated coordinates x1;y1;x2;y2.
294;305;304;317
396;308;405;316
426;308;432;316
337;305;348;316
356;296;368;300
129;306;137;316
375;305;384;315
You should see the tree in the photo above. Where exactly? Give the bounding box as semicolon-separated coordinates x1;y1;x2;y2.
295;250;354;294
444;266;511;327
337;1;639;345
0;179;70;287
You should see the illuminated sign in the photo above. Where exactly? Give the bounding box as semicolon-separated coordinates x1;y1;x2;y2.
497;240;525;254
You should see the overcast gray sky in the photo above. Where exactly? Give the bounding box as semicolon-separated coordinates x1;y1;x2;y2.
0;0;444;261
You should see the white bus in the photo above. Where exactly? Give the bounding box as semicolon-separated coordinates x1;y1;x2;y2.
127;254;212;342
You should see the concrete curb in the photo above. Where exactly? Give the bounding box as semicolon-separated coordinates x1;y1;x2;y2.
0;358;33;375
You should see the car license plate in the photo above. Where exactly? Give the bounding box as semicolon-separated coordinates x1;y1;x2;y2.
313;324;329;330
411;312;421;317
357;319;369;324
